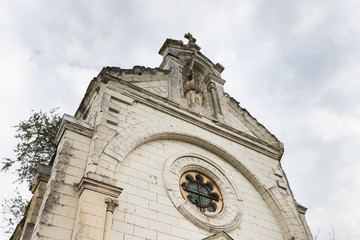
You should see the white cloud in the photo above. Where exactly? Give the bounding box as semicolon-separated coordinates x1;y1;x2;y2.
1;0;360;239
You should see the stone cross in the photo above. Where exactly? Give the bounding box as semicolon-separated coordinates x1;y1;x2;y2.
184;32;197;44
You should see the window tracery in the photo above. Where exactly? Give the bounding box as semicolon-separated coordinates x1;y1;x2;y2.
180;171;223;213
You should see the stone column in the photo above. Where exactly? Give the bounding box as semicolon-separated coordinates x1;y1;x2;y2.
208;82;220;118
204;73;225;121
103;198;119;240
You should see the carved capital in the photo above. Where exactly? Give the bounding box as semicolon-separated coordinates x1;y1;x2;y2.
208;82;216;90
105;198;119;213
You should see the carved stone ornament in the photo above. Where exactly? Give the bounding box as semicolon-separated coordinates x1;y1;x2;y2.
105;198;119;213
163;154;243;232
182;54;204;106
184;32;201;51
185;32;197;44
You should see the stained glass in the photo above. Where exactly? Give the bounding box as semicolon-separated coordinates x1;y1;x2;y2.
180;172;222;213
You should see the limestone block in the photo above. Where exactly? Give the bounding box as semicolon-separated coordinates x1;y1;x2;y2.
157;212;179;226
108;231;124;240
51;214;75;230
37;225;72;240
112;220;134;235
126;193;148;208
134;226;157;239
123;234;144;240
135;206;157;219
157;232;186;240
148;219;171;234
124;213;149;228
74;224;104;240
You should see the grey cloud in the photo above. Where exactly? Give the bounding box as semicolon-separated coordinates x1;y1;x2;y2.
1;0;359;239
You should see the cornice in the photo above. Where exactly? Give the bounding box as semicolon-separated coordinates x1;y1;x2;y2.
226;95;284;157
77;177;123;198
55;114;94;145
30;165;52;193
204;73;226;86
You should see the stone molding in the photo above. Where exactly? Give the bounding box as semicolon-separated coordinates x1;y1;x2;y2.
75;67;283;159
77;177;123;198
55;114;94;145
204;73;226;86
163;153;243;232
30;164;51;193
226;96;284;158
102;78;280;160
296;201;308;215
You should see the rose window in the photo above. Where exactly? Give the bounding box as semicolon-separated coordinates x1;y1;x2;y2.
180;171;223;213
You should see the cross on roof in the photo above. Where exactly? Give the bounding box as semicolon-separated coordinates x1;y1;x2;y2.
184;32;197;44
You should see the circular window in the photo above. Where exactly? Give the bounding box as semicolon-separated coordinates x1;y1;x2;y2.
180;172;223;213
163;154;243;231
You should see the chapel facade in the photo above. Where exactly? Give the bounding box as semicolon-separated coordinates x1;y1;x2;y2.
12;34;313;240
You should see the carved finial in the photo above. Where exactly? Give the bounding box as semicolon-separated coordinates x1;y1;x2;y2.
184;33;196;44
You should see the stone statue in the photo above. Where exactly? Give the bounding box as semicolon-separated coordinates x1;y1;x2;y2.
183;53;203;106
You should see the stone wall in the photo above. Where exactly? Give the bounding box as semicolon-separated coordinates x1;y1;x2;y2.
112;139;283;239
26;35;312;240
30;116;94;240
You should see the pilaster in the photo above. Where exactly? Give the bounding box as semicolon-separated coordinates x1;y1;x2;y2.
71;177;122;240
30;114;94;240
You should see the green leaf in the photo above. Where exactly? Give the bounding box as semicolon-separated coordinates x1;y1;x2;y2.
1;108;61;185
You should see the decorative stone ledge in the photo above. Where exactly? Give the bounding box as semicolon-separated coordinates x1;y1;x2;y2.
277;180;288;190
30;164;51;193
55;114;94;145
273;168;283;177
204;73;226;86
296;201;308;214
77;177;123;198
214;63;225;73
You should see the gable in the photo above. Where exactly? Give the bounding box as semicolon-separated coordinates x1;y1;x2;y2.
225;95;284;153
226;105;257;137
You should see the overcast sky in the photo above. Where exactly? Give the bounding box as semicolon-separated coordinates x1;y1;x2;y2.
1;1;359;239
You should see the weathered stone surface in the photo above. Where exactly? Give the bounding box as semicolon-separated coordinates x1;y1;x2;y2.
15;34;312;240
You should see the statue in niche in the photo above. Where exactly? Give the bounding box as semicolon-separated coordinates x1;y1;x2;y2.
182;54;203;106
